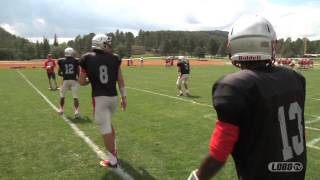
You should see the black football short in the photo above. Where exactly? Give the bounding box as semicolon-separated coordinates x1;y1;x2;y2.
47;72;56;79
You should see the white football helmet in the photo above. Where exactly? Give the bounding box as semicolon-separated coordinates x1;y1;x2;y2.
228;15;277;63
92;34;112;50
64;47;75;57
178;56;186;62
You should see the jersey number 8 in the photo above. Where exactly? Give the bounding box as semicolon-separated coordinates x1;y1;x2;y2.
278;102;304;161
99;65;108;84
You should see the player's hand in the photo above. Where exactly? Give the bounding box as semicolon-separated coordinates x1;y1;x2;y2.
120;96;127;112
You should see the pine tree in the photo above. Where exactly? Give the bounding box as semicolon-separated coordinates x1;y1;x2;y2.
53;34;59;46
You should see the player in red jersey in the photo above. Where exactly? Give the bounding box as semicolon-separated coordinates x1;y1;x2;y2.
43;54;58;90
188;16;306;180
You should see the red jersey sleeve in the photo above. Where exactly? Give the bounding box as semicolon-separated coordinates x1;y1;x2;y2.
209;120;240;162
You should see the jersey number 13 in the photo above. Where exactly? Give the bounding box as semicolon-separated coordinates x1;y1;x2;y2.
278;102;304;161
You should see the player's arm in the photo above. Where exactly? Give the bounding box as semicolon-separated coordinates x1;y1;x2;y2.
188;121;239;180
53;60;56;68
78;69;89;86
78;56;90;86
117;67;127;111
57;61;63;76
177;64;182;76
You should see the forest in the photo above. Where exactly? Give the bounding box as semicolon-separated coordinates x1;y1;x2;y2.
1;27;320;60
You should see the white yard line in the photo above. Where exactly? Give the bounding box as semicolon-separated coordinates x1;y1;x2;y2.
307;137;320;146
128;86;320;151
311;98;320;101
127;86;212;108
17;70;133;180
307;137;320;151
306;126;320;131
305;114;320;124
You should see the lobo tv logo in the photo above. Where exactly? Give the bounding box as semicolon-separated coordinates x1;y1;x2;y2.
268;162;303;172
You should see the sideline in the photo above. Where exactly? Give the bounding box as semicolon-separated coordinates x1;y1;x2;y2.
17;70;133;180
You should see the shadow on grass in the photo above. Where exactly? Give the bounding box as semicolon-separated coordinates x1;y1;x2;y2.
67;115;93;124
101;159;157;180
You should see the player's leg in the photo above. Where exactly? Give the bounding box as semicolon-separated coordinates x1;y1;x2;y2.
95;96;118;167
71;81;80;117
176;76;183;96
52;72;58;90
58;81;66;114
183;75;190;96
47;73;53;90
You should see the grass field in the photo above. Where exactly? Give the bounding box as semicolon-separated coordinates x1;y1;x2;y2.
0;64;319;180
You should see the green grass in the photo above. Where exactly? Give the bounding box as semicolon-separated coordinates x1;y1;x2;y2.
0;65;319;179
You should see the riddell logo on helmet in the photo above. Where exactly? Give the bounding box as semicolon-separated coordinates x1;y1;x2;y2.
239;56;261;60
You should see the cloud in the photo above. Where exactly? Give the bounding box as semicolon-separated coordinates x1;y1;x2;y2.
0;23;17;34
256;0;320;40
0;0;319;40
33;18;46;26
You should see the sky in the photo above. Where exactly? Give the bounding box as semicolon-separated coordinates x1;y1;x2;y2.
0;0;320;43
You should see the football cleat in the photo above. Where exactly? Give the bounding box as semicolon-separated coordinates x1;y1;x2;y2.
99;159;118;168
74;109;80;118
58;108;64;115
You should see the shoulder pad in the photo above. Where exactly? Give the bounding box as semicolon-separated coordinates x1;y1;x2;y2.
81;52;96;58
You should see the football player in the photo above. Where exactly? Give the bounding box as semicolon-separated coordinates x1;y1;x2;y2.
176;56;190;96
79;34;127;168
57;47;80;117
43;54;58;90
188;16;306;180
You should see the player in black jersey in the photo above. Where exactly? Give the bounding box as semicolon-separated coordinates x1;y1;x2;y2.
188;16;306;180
57;47;80;117
176;56;190;96
79;34;127;168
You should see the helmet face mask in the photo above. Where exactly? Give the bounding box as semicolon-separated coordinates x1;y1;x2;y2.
228;16;277;68
64;47;75;57
92;34;112;51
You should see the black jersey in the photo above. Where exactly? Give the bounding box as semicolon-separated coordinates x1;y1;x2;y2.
58;57;79;80
177;61;190;74
212;66;306;180
80;50;121;97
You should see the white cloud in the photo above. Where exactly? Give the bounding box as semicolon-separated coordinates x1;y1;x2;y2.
0;23;18;35
254;0;320;40
33;18;46;28
1;0;319;40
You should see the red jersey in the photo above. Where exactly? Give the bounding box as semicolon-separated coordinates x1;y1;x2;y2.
44;59;56;73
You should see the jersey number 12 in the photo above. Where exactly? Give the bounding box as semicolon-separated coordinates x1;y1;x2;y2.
65;64;74;74
278;102;304;161
99;65;108;84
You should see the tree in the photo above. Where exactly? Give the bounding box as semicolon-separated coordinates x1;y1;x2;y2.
51;46;64;59
194;46;205;59
53;34;59;46
187;39;196;55
208;38;219;56
281;38;294;58
159;40;171;55
35;41;41;58
217;40;228;56
43;37;50;58
116;43;127;59
131;45;145;55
